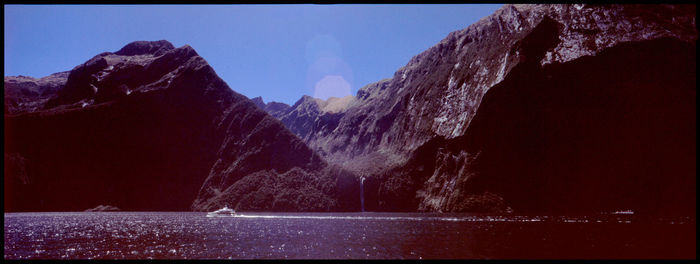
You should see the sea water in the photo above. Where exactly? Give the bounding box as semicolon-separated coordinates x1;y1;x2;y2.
3;212;695;259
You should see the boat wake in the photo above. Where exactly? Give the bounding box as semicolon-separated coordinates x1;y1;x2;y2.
222;214;558;223
203;214;659;224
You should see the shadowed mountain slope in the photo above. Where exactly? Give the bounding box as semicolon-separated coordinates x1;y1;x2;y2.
4;40;359;212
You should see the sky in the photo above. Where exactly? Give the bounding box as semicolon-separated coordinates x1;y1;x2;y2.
4;4;502;105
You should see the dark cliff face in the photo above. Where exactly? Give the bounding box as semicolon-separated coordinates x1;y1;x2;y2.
276;4;697;214
4;40;359;212
460;37;695;215
5;42;222;211
371;37;696;215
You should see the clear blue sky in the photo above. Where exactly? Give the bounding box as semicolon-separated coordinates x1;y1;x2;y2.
4;4;502;105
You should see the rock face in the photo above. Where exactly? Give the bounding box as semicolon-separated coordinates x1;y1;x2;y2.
4;71;69;114
377;37;696;215
281;4;696;166
4;40;359;212
276;4;697;214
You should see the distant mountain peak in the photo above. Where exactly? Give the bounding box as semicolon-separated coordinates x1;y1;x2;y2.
114;40;175;56
251;96;265;108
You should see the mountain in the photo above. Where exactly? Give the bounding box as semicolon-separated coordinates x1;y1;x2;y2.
5;4;696;215
4;40;360;212
4;71;69;114
272;4;697;214
251;96;291;118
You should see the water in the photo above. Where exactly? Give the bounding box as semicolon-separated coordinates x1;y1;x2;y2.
4;212;695;259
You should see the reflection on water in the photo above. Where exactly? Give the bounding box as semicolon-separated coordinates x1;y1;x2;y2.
4;212;695;259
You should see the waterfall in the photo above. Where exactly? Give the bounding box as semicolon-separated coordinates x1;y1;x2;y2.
360;177;365;212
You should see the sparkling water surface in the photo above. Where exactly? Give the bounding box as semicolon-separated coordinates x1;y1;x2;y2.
4;212;695;259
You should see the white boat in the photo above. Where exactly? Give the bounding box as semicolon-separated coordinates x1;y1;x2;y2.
612;210;634;215
206;206;236;217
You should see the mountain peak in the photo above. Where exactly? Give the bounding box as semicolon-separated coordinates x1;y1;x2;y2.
251;96;265;109
114;40;175;56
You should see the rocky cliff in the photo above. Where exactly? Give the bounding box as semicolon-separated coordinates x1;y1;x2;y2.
274;4;697;214
4;40;360;212
4;71;69;114
282;4;696;166
375;37;696;215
